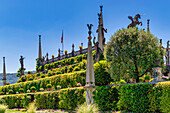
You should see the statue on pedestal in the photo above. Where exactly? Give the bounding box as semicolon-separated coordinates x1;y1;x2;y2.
127;14;142;28
93;37;102;63
19;56;25;76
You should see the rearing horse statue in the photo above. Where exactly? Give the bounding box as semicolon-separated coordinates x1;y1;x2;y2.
127;14;142;28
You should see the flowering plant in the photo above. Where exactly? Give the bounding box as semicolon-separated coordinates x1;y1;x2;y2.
77;82;82;87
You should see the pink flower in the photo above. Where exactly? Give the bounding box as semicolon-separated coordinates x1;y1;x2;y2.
77;82;82;86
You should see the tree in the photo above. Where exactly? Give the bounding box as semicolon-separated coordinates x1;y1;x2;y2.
104;27;164;82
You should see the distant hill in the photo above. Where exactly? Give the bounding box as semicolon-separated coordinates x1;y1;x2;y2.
0;73;19;86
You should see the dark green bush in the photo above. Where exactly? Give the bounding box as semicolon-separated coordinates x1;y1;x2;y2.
30;86;36;91
73;66;80;72
94;60;113;85
117;83;153;112
93;86;119;111
19;88;24;93
46;84;52;88
59;87;85;110
144;76;150;80
9;90;13;94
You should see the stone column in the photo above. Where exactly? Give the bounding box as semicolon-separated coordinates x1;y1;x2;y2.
2;57;6;86
85;24;95;105
38;35;42;58
96;6;107;52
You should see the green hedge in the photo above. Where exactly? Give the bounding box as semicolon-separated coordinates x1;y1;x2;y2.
94;81;170;112
59;87;85;110
0;71;86;95
93;86;119;111
0;87;85;110
117;83;154;112
0;94;31;109
94;60;113;86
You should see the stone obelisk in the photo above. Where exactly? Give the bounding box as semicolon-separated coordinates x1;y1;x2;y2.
96;6;107;52
85;24;95;104
39;35;42;59
2;57;7;86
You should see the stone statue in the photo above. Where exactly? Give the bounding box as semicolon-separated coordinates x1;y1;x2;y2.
93;37;102;63
72;44;74;57
19;56;24;69
46;53;48;61
87;24;93;36
127;14;142;28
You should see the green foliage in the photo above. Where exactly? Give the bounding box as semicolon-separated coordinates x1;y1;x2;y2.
19;88;24;93
117;83;154;112
93;86;119;111
144;75;150;80
27;102;36;113
46;84;52;88
0;104;8;113
104;27;164;82
76;103;99;113
30;86;36;91
94;60;113;85
153;81;170;112
59;87;85;110
0;71;86;95
73;66;80;72
8;90;13;94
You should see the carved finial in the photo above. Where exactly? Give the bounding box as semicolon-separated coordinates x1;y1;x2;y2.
39;35;41;39
100;6;103;12
87;24;93;36
167;40;170;49
160;39;162;46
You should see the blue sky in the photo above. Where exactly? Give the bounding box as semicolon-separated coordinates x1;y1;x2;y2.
0;0;170;73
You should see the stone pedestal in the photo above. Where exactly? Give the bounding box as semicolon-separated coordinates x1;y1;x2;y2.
84;86;95;104
152;67;164;82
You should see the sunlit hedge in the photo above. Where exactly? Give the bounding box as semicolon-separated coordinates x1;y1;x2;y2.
0;71;86;95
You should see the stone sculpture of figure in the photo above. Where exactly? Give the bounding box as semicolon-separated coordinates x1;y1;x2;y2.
43;56;45;61
19;56;24;69
72;44;74;57
58;49;60;57
87;24;93;36
46;53;49;61
93;37;102;63
127;14;142;28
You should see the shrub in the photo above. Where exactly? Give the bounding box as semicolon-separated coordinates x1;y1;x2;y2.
59;87;85;110
46;84;52;88
154;81;170;112
0;104;8;113
93;86;119;111
47;73;52;77
139;78;144;82
19;88;24;93
73;66;80;72
76;103;99;113
36;73;40;77
30;86;36;91
27;102;36;113
8;90;13;94
144;76;150;80
94;60;113;85
117;83;153;112
41;74;45;78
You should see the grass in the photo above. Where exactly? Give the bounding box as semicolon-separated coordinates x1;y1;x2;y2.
0;104;8;113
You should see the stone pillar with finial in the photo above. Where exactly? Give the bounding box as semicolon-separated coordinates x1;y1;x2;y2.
85;24;95;104
166;40;170;65
147;19;150;33
38;35;42;59
2;57;7;86
96;6;107;52
72;44;74;57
